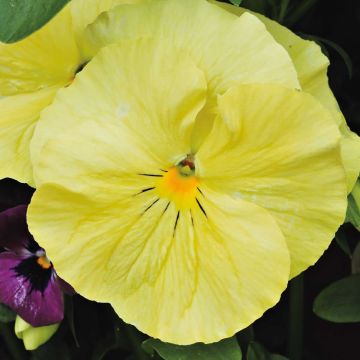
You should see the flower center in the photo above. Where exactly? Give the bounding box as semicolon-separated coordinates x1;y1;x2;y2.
36;255;52;270
156;155;199;210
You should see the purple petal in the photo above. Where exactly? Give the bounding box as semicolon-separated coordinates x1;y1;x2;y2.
0;205;35;255
0;252;64;326
57;276;76;295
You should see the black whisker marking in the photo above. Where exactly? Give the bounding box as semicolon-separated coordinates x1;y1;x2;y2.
190;209;194;227
196;197;207;218
173;211;180;237
197;187;204;196
163;202;170;215
143;198;160;214
160;169;168;173
138;173;163;177
134;187;155;196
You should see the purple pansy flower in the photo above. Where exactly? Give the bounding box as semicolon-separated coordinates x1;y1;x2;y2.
0;205;73;326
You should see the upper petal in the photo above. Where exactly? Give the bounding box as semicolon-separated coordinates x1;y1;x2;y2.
28;183;289;344
85;0;300;94
212;0;360;192
211;1;337;111
43;0;302;159
197;83;347;278
70;0;146;58
31;38;207;191
0;5;80;96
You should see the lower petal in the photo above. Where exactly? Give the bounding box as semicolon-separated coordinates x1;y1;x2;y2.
28;184;289;344
0;252;64;326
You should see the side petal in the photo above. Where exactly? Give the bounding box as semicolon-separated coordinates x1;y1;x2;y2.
212;0;360;192
31;39;207;192
28;184;289;344
211;1;338;112
0;252;64;326
197;84;347;278
0;88;57;185
0;5;80;96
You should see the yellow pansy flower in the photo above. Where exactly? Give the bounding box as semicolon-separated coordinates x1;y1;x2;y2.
0;0;142;185
45;0;348;278
28;21;346;345
212;1;360;193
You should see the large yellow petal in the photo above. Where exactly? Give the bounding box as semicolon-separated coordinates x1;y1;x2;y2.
85;0;300;150
70;0;147;59
28;183;289;344
0;5;80;96
254;13;360;191
212;0;360;192
71;0;144;35
197;84;347;278
256;11;360;192
0;88;57;185
85;0;300;94
31;39;207;190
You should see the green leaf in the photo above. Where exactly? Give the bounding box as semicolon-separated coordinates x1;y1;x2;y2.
247;341;288;360
0;0;69;43
277;0;290;23
240;0;268;14
313;274;360;323
334;228;352;257
91;330;119;360
229;0;243;6
352;242;360;275
142;337;242;360
346;194;360;230
284;0;318;26
0;303;16;323
347;180;360;230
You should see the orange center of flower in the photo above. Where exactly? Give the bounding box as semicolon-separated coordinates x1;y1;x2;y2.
37;255;52;270
156;156;199;210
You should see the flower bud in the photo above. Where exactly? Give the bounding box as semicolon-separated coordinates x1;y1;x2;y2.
14;316;59;350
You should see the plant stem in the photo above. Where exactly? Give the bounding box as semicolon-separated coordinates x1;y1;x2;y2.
237;324;254;352
124;325;148;360
0;322;27;360
278;0;290;23
287;273;304;360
